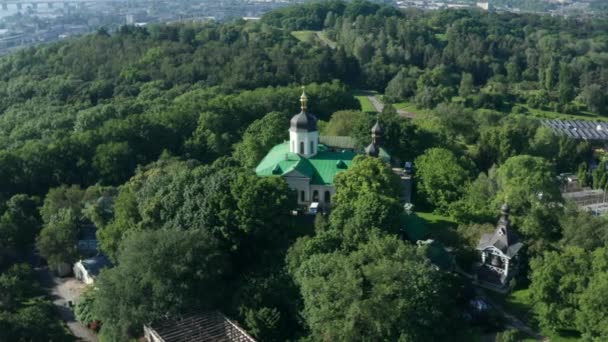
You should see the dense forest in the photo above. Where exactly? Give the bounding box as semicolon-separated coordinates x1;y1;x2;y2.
2;1;608;341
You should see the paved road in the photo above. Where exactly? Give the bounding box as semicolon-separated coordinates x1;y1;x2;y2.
36;266;99;342
368;95;416;119
367;95;384;112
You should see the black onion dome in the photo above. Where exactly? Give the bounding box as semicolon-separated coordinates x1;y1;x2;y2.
290;111;318;131
365;142;379;157
371;121;383;135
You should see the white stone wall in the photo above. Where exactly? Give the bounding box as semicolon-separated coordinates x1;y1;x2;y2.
289;130;319;157
285;176;311;204
310;185;335;207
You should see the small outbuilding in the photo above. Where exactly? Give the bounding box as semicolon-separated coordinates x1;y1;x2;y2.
73;254;111;285
476;204;523;290
144;312;256;342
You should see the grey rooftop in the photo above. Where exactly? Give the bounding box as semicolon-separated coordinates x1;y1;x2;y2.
541;119;608;141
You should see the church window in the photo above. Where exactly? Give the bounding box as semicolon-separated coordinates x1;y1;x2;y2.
312;190;319;202
310;141;314;154
300;191;305;202
300;142;304;154
325;191;331;203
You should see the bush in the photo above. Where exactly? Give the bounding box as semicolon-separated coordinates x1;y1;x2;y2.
512;105;529;114
497;328;523;342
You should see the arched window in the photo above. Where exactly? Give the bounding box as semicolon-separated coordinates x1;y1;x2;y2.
300;142;304;154
310;141;314;154
300;191;305;202
324;191;331;203
312;190;319;202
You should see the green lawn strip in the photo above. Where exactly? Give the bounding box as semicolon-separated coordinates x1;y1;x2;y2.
355;96;377;113
521;104;603;121
352;90;379;113
402;211;460;245
291;30;316;43
315;31;336;48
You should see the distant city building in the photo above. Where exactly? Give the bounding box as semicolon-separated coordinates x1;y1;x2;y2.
144;312;256;342
476;204;523;291
125;14;135;25
476;2;491;11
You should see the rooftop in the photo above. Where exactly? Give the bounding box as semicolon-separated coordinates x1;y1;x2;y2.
146;312;256;342
477;205;523;259
542;119;608;141
255;142;357;185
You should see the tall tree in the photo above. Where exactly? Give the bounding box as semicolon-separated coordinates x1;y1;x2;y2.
291;233;462;341
93;228;230;341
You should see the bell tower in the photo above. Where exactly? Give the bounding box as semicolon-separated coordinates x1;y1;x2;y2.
289;88;319;158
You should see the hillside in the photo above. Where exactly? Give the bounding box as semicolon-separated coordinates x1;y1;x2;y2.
1;2;608;341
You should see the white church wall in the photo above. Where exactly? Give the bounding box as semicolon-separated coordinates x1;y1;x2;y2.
289;130;319;157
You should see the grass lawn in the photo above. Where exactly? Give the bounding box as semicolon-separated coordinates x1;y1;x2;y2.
403;211;459;245
353;90;379;113
315;31;336;48
291;30;337;49
520;104;605;121
391;100;434;118
291;30;316;43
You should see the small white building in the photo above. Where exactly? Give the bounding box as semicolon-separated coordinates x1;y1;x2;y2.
73;255;111;285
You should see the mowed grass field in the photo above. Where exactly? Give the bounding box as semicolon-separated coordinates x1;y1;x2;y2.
291;30;316;43
291;30;337;48
353;90;379;113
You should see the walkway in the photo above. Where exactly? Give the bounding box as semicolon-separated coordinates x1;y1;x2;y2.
368;95;416;119
475;288;548;341
36;266;98;342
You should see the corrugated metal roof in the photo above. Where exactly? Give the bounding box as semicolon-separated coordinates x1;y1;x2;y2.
255;142;357;185
542;119;608;141
148;312;256;342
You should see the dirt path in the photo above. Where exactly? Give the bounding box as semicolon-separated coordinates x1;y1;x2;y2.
36;266;98;342
368;95;416;119
476;288;548;341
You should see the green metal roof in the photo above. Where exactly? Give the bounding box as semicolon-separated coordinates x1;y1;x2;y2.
255;142;357;185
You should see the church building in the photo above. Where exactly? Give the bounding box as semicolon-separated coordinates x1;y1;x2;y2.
255;91;389;210
476;203;524;291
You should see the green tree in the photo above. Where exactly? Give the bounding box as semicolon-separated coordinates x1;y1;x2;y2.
94;228;230;341
560;205;608;250
321;110;367;137
0;195;41;261
233;111;290;168
459;72;475;97
35;208;79;270
74;286;98;326
291;233;462;341
581;84;606;115
530;246;591;331
415;148;472;212
577;162;590;188
333;155;402;207
495;155;560;214
93;141;135;185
